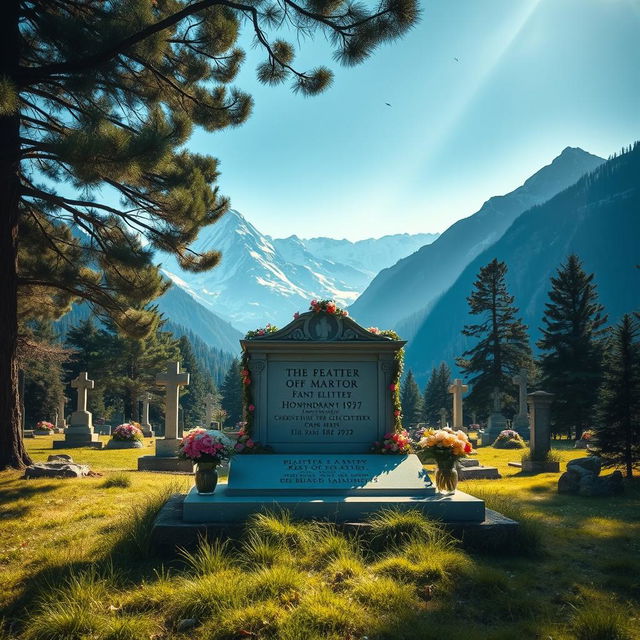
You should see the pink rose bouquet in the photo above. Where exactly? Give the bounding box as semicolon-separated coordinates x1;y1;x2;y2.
112;423;144;442
179;428;235;463
35;421;55;431
309;299;348;316
371;430;412;454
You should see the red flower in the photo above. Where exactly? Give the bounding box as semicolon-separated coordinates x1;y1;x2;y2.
389;383;397;392
464;442;472;453
326;302;336;314
244;378;251;385
293;312;300;319
241;369;249;377
393;410;401;417
248;404;255;412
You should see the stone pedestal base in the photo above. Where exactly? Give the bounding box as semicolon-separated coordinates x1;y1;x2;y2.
142;429;155;438
106;440;144;449
183;485;485;524
53;433;103;449
23;430;36;438
457;458;501;480
522;460;560;474
137;455;193;472
155;438;181;457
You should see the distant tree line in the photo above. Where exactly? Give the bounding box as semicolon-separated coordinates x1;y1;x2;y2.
435;253;640;477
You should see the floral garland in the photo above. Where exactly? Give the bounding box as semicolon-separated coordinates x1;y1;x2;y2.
35;420;55;431
369;328;404;433
240;302;405;443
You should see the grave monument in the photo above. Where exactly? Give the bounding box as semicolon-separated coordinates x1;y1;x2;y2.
182;309;485;524
512;368;530;439
482;388;508;445
140;393;155;437
56;396;67;430
522;390;559;473
53;372;103;449
203;393;216;427
138;361;192;471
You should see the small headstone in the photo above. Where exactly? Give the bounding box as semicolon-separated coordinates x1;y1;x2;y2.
53;372;103;449
203;393;216;426
439;407;447;429
511;368;530;439
140;393;155;437
482;388;508;445
56;397;67;429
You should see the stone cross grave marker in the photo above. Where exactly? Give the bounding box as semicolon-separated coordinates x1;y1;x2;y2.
448;378;468;430
512;367;530;438
156;361;189;440
53;372;102;448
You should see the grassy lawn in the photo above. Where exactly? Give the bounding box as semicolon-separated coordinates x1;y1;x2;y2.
0;435;638;639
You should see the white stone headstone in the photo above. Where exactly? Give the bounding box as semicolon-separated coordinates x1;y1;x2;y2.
70;372;94;428
155;361;189;455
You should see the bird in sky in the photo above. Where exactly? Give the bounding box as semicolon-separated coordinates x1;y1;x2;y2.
454;57;460;62
385;102;392;107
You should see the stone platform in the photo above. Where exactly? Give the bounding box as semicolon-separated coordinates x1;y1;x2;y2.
53;435;103;449
150;493;517;556
182;454;485;524
138;455;193;472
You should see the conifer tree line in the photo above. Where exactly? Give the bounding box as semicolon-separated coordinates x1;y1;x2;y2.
451;254;639;477
0;0;419;469
24;317;220;432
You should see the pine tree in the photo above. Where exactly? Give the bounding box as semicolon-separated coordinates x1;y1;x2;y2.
456;259;532;416
220;358;242;427
401;370;423;425
178;334;216;429
22;321;65;428
593;314;640;478
538;254;607;439
422;362;451;425
0;0;419;468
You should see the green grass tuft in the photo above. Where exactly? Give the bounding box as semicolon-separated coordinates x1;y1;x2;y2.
178;538;231;575
239;531;289;568
22;603;102;640
200;599;286;640
571;604;633;640
101;473;132;489
246;564;310;601
351;575;418;611
366;508;450;551
247;510;314;551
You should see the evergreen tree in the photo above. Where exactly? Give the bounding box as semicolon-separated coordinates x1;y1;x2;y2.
220;358;242;427
401;370;423;425
593;314;640;478
422;362;451;425
177;334;216;429
0;0;419;468
537;254;607;439
456;259;532;416
22;321;65;428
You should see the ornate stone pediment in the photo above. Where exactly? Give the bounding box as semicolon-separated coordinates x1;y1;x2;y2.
246;311;396;342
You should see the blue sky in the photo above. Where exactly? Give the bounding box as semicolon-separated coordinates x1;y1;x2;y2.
188;0;640;241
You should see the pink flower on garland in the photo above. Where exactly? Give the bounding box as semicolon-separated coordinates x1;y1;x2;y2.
248;404;255;412
293;312;300;319
389;383;397;392
394;409;401;417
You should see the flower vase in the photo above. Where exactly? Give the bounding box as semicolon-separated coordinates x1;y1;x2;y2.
435;459;458;495
195;462;218;495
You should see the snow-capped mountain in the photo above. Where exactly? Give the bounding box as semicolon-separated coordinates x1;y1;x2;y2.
157;210;438;332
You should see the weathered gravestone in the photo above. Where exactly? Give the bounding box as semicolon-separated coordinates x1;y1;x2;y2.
511;368;530;439
203;393;216;427
482;388;508;446
56;397;67;429
140;393;155;437
522;391;560;473
183;310;485;524
53;372;103;449
138;361;193;472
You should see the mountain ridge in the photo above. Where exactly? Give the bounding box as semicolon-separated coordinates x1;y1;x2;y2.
347;147;606;330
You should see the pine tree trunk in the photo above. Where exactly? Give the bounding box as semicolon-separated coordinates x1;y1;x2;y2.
0;0;30;470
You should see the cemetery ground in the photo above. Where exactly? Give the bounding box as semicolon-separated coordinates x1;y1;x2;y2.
0;438;638;640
